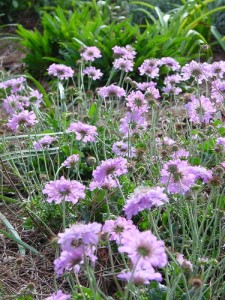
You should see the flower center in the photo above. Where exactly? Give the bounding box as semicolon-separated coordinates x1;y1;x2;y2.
137;246;150;257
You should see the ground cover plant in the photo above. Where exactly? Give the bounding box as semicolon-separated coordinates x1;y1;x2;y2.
0;40;225;299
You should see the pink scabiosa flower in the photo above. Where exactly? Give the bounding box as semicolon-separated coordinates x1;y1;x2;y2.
216;137;225;148
112;45;136;60
211;61;225;78
61;154;80;168
171;149;190;159
118;267;162;284
162;85;182;96
7;110;37;132
138;59;160;78
136;81;157;91
0;76;25;94
44;290;70;300
164;74;182;86
119;229;168;269
103;217;136;244
145;86;160;101
97;84;126;99
119;111;148;137
3;95;25;115
181;61;211;83
83;66;103;80
80;46;101;62
29;90;43;108
211;79;225;103
43;176;85;204
91;157;128;185
188;166;212;183
159;57;181;71
33;135;57;151
160;159;196;194
126;90;148;113
67;121;98;143
185;95;216;124
162;137;176;146
124;186;169;219
176;254;193;272
58;222;102;251
112;141;136;158
47;63;74;80
113;58;134;72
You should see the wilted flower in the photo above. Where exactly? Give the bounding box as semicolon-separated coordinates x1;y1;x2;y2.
61;154;80;168
83;66;103;80
33;135;57;150
97;84;126;98
48;64;74;80
80;46;101;61
7;110;37;132
43;176;85;204
124;186;169;219
67;121;98;143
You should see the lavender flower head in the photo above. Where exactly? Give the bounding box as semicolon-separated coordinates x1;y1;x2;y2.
211;79;225;103
103;217;136;244
159;57;181;71
119;229;168;269
29;90;43;108
126;90;148;113
3;95;25;115
138;59;160;78
176;254;193;272
113;58;134;72
124;186;169;219
33;135;57;151
43;176;85;204
7;110;37;132
0;76;25;94
83;66;103;80
112;45;136;60
97;84;126;99
47;64;74;80
211;61;225;78
136;81;157;91
185;95;216;124
119;111;147;137
61;154;80;168
80;46;101;62
112;141;136;158
67;121;98;143
118;267;162;285
181;61;211;83
44;290;70;300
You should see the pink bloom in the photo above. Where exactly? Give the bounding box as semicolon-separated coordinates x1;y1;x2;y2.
119;230;168;269
112;45;136;60
211;61;225;78
44;290;70;300
0;76;25;94
118;267;162;284
126;90;148;113
113;58;134;72
217;137;225;148
97;84;126;98
171;149;189;159
211;79;225;103
124;186;168;219
188;166;212;183
47;63;74;80
33;135;57;150
176;254;193;272
58;222;102;251
7;110;37;132
181;61;211;83
80;46;101;62
159;57;181;71
112;141;136;158
136;81;157;91
67;121;98;143
138;59;160;78
164;74;182;86
185;95;216;124
162;85;182;96
43;176;85;204
3;95;25;115
29;90;43;107
119;111;147;137
83;66;103;80
145;86;160;100
103;217;136;244
61;154;80;168
89;176;118;191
